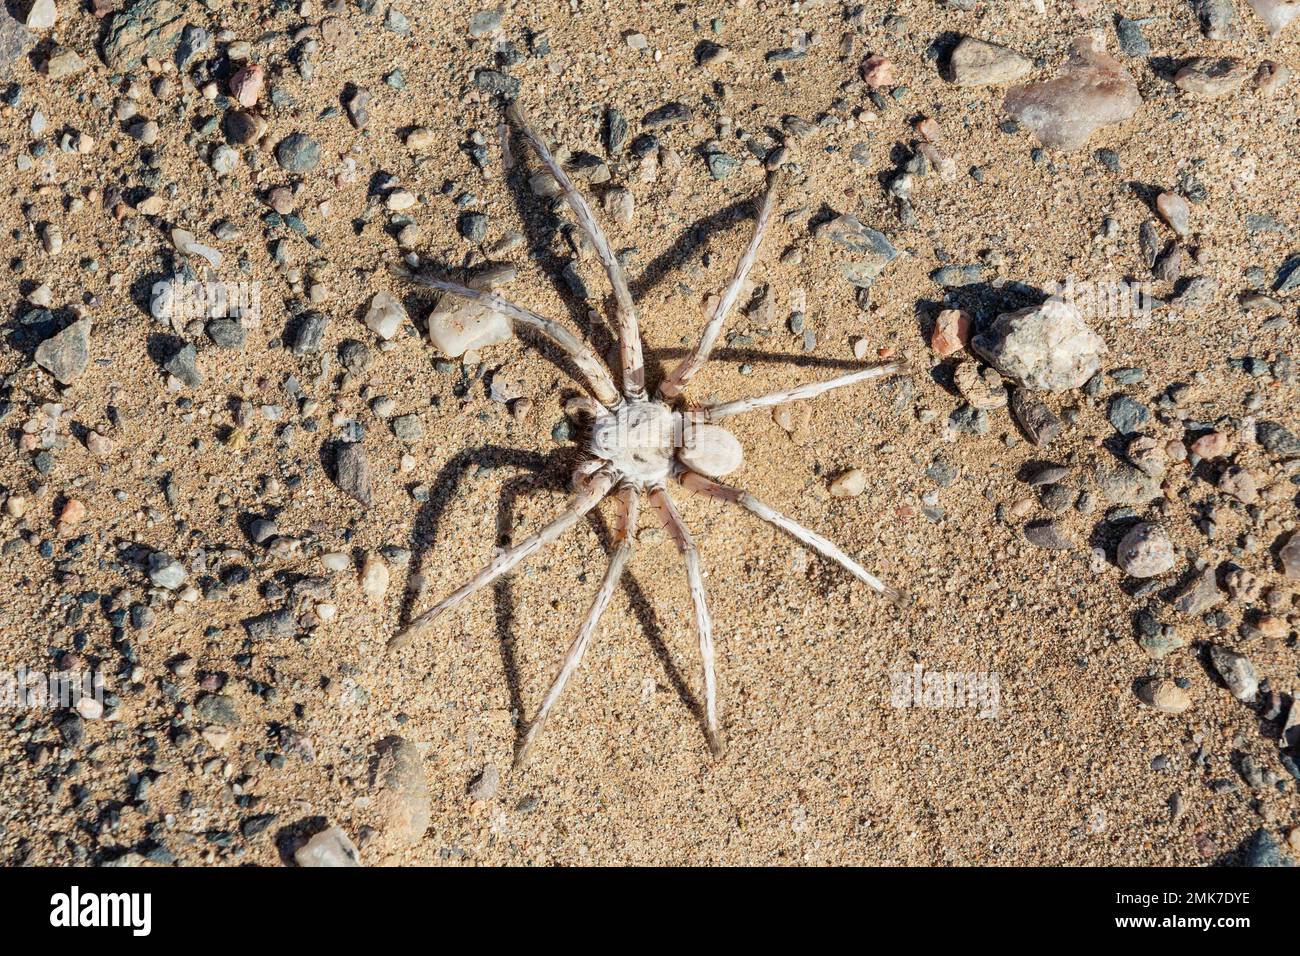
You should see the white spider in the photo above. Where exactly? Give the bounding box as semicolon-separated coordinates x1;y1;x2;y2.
391;102;906;767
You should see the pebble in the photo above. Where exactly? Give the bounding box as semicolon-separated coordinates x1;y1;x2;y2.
147;551;187;590
931;309;971;358
163;343;202;387
829;468;866;497
642;102;692;128
364;291;408;340
1117;522;1175;577
467;764;500;801
1246;0;1299;36
945;36;1031;87
360;553;389;601
861;55;896;88
374;736;432;846
1107;395;1149;434
294;826;360;867
26;0;57;29
972;299;1106;392
1155;192;1191;237
816;215;899;288
1280;532;1300;580
1114;17;1150;57
1136;678;1191;714
1190;431;1230;459
290;311;328;356
1194;0;1242;39
459;212;488;242
1003;36;1141;151
1174;57;1250;98
705;151;739;180
333;441;373;505
34;318;91;385
1024;520;1074;550
1217;465;1257;504
229;63;264;108
1208;645;1258;702
953;362;1007;410
392;414;424;442
1254;60;1290;96
1009;388;1062;446
1171;566;1224;615
1256;420;1300;457
275;133;321;173
469;9;502;37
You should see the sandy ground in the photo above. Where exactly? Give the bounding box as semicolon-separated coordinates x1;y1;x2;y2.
0;0;1297;866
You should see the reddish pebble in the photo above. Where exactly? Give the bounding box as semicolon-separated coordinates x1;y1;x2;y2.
1191;431;1230;459
230;64;264;108
914;117;942;142
58;499;87;532
862;55;896;89
930;308;972;358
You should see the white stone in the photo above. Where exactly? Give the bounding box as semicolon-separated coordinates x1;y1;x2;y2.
972;297;1106;392
294;826;361;867
26;0;57;29
364;290;408;340
1248;0;1300;35
426;297;513;357
360;553;389;600
829;467;867;497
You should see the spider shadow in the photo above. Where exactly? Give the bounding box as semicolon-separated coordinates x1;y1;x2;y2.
504;129;621;365
401;445;703;759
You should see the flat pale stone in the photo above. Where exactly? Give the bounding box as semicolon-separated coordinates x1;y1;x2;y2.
1174;57;1250;98
1003;36;1141;151
294;826;360;867
364;290;407;340
427;296;513;357
946;36;1032;87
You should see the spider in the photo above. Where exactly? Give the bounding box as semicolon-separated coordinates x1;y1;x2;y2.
389;102;907;767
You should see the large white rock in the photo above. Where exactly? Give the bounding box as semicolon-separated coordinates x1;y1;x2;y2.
364;290;408;340
1247;0;1300;34
972;298;1106;392
294;826;360;867
1003;36;1141;151
426;295;513;357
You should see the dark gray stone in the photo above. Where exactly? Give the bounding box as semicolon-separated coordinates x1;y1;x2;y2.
100;0;185;71
163;343;202;387
1107;394;1149;433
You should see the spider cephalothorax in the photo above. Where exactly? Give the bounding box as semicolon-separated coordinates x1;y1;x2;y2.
391;101;906;767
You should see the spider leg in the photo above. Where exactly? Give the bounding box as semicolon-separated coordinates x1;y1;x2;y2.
515;485;639;768
390;470;617;650
406;274;621;407
692;360;906;423
659;171;782;401
676;469;903;605
649;486;724;758
506;102;647;400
